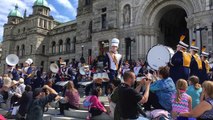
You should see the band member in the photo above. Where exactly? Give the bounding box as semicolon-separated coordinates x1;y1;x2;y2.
169;35;191;83
22;59;33;85
200;46;211;83
80;64;92;82
7;65;20;81
104;38;122;82
133;61;143;77
59;62;69;81
122;62;130;76
189;39;202;80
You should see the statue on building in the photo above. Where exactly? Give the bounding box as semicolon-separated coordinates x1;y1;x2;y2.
123;5;131;25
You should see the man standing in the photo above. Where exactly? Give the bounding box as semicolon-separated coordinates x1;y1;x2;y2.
22;59;33;85
7;65;20;81
118;71;151;120
104;38;122;81
169;35;191;83
200;46;211;83
189;39;202;80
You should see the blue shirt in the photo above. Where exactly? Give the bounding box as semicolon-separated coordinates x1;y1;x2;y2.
150;77;176;111
186;85;202;108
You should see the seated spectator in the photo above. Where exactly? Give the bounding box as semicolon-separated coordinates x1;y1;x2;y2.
143;66;176;112
172;79;192;120
87;87;107;119
179;81;213;120
118;71;151;120
108;78;121;119
26;85;60;120
0;76;3;88
17;78;26;94
0;76;11;104
17;85;33;120
8;80;22;107
187;76;202;108
59;81;80;115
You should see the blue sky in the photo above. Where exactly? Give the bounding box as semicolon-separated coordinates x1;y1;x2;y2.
0;0;78;42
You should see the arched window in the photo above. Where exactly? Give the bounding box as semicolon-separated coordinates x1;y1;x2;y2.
21;44;25;56
16;46;20;56
66;38;71;52
123;4;131;25
52;41;56;54
59;40;63;53
72;37;76;52
85;0;90;5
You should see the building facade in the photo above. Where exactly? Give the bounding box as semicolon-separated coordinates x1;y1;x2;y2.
1;0;213;73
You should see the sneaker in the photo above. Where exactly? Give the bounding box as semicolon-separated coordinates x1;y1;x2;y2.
86;116;91;120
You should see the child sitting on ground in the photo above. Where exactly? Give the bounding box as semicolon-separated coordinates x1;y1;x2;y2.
186;76;202;109
172;79;192;120
86;87;107;120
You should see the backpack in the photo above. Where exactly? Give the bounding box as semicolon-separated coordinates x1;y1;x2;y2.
83;96;92;108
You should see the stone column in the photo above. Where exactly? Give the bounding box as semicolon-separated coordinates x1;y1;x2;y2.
49;46;52;55
145;35;150;54
207;25;213;51
37;19;40;27
63;43;66;53
137;35;143;59
206;0;210;10
140;35;145;59
150;35;155;47
195;24;201;49
136;35;139;59
56;43;59;54
42;19;45;28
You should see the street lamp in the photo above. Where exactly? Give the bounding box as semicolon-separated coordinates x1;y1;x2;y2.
125;37;135;62
81;45;84;57
194;26;208;54
80;45;85;63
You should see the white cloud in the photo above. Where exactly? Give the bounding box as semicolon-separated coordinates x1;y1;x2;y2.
0;0;78;42
55;0;77;17
0;0;35;42
54;15;70;22
49;4;59;14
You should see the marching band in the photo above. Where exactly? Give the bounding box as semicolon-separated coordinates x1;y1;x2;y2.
2;37;213;97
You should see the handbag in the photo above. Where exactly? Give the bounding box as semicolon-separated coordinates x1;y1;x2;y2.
83;96;92;108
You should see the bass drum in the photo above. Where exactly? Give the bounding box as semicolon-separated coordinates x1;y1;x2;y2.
147;44;174;70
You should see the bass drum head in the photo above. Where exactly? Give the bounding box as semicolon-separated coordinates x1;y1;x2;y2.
147;45;173;70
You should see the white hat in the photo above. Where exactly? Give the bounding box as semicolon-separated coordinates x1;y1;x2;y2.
60;62;66;65
19;78;24;83
27;58;33;65
111;38;120;47
25;60;31;65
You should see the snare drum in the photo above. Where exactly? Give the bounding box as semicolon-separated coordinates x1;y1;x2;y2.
147;44;174;70
93;73;102;80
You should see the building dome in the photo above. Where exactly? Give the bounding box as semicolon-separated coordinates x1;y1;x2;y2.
33;0;49;8
8;5;23;18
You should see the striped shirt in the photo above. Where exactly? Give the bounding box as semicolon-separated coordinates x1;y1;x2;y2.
172;92;190;113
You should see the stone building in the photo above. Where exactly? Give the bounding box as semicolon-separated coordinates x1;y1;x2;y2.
1;0;213;73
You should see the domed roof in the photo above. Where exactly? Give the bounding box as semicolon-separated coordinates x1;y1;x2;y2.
8;5;23;18
33;0;49;8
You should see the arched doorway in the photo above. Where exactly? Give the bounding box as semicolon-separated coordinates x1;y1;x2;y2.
158;8;189;49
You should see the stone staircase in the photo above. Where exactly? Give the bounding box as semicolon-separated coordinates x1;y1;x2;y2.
0;96;113;120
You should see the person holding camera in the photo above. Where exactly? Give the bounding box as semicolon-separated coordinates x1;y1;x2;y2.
26;85;60;120
117;71;151;120
143;66;176;112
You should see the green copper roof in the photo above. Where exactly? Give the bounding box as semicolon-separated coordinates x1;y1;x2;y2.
34;0;49;8
8;5;23;18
